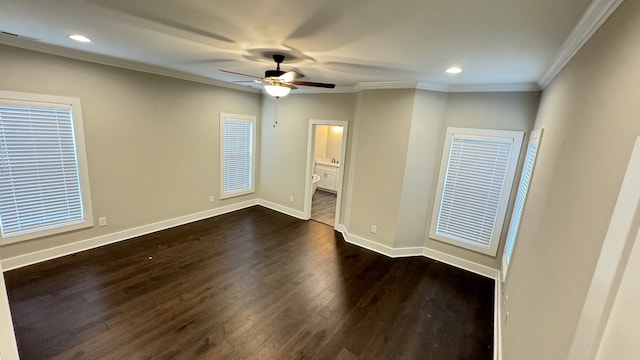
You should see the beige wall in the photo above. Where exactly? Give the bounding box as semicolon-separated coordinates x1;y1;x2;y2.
502;1;640;358
0;45;261;259
345;89;416;246
395;89;449;248
0;44;542;273
259;93;356;210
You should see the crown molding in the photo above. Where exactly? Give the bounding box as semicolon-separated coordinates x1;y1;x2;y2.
416;82;451;93
0;35;260;94
288;85;357;95
354;81;419;91
449;83;540;93
539;0;624;88
3;7;615;98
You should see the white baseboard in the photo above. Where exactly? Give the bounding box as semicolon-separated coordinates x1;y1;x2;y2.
336;223;502;359
257;199;307;220
335;224;499;279
1;202;502;358
421;247;500;280
1;199;258;271
334;224;396;256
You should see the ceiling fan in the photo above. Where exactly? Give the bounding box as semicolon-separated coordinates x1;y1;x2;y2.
221;54;335;98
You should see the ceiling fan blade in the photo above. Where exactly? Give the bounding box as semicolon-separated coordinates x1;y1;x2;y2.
290;80;336;88
278;70;304;83
262;79;297;89
220;69;262;79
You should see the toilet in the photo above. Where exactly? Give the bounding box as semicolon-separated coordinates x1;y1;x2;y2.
312;174;321;195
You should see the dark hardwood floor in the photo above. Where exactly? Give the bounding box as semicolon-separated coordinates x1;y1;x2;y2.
4;206;494;360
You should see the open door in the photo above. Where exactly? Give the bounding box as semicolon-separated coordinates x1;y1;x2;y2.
303;119;349;228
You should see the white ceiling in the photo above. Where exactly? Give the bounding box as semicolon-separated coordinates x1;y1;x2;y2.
0;0;622;93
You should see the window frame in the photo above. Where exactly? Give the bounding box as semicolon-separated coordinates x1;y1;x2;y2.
0;90;93;244
501;129;543;282
429;127;524;256
219;113;256;199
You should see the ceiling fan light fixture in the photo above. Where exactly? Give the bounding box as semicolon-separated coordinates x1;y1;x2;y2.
264;83;291;98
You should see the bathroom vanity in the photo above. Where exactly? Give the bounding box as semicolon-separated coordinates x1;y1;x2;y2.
314;159;340;192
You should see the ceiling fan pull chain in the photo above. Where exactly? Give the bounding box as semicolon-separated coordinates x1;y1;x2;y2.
273;98;278;128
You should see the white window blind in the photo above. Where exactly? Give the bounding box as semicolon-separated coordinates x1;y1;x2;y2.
430;128;524;256
220;113;255;199
0;92;93;243
502;129;542;281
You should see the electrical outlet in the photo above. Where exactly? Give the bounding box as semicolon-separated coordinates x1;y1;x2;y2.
209;195;215;203
289;195;294;202
371;224;377;234
98;217;107;227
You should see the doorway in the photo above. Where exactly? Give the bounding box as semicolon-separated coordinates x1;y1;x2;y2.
304;119;348;228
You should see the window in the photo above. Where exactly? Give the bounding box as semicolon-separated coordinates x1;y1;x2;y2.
0;91;93;244
429;127;524;256
220;113;256;199
502;129;542;281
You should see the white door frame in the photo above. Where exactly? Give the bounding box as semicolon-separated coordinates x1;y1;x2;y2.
303;119;349;227
0;260;20;359
568;136;640;359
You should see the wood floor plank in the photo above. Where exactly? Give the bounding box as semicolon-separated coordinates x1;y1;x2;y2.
4;206;494;360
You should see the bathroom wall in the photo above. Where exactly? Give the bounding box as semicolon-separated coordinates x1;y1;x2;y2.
314;125;343;162
0;44;261;260
314;126;329;159
325;126;343;160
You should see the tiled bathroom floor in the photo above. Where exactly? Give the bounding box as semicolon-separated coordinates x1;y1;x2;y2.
311;190;336;226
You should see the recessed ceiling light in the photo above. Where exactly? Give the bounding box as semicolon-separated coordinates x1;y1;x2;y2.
69;34;91;43
446;67;463;74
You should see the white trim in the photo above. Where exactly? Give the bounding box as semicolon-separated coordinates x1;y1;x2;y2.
334;224;500;279
429;127;525;256
0;90;94;244
1;199;258;271
0;201;502;359
421;246;500;279
501;129;544;282
257;199;306;220
304;120;349;227
219;113;257;200
449;83;540;93
567;136;640;360
416;82;451;92
2;0;623;98
354;81;419;91
539;0;624;88
0;34;260;94
335;224;397;257
0;260;19;360
289;86;357;95
335;222;501;360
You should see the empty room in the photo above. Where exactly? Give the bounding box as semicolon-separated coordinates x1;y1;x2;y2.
1;0;639;359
